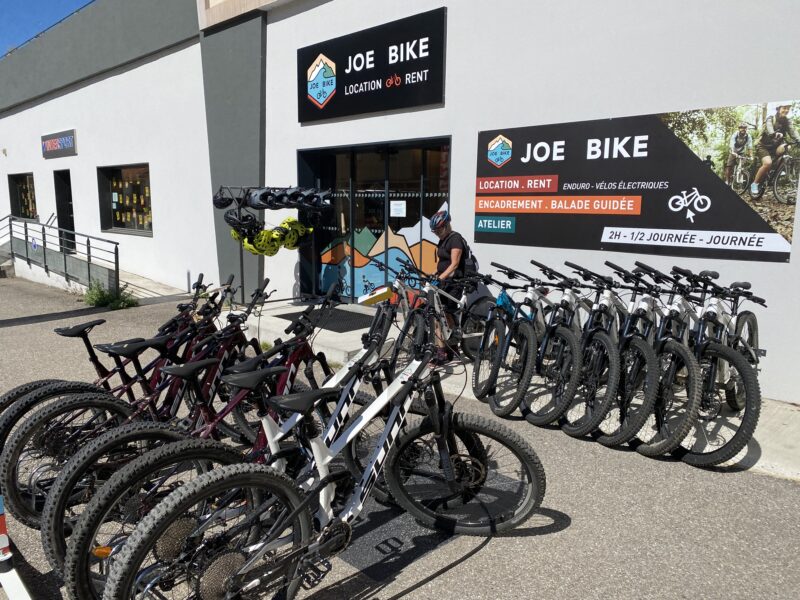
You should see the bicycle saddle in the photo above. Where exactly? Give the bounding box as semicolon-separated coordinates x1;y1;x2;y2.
95;335;171;358
160;358;220;380
54;319;107;338
267;387;340;415
220;367;288;391
730;281;751;290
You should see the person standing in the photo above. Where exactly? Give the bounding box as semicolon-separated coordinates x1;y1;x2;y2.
430;210;466;364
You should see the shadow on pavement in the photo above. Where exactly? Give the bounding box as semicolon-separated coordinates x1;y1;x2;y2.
8;539;62;599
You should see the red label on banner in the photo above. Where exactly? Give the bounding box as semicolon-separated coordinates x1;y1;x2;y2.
475;175;558;194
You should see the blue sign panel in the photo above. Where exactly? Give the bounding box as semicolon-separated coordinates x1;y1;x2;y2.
475;216;516;233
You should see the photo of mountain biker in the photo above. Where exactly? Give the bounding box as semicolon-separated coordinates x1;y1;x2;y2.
751;102;800;195
431;210;465;364
725;122;753;185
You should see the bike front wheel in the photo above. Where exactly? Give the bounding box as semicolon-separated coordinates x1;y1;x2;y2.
635;340;701;457
520;325;581;426
471;318;505;399
595;336;659;447
773;160;798;204
385;412;546;536
561;330;620;437
488;319;537;417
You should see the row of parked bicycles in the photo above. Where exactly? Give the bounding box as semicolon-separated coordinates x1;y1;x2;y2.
0;273;545;599
447;258;765;468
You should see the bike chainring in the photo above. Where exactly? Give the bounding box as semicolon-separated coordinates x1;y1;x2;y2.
318;520;352;558
196;551;247;600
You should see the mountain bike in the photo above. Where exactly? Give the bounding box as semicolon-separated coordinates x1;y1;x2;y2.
511;261;582;426
474;263;537;417
394;258;491;364
556;261;622;438
591;262;660;447
667;267;763;466
730;153;752;194
630;262;703;457
102;287;546;600
749;143;798;203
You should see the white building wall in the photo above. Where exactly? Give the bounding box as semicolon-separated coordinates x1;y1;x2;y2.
265;0;800;403
0;43;217;290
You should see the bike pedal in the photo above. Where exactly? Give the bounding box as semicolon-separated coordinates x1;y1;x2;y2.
300;558;332;590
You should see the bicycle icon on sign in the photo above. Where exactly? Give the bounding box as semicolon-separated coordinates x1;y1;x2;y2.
386;74;402;87
668;187;711;223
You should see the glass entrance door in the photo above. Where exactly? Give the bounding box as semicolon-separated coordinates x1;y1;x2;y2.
300;139;450;301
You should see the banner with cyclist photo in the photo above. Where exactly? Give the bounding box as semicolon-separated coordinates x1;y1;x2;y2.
474;100;799;262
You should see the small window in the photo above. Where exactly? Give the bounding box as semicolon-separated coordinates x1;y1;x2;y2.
97;164;152;235
8;173;38;220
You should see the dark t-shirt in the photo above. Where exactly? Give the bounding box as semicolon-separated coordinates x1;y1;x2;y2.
436;231;466;276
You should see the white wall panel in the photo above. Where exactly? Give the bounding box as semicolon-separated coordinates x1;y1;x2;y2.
0;43;216;290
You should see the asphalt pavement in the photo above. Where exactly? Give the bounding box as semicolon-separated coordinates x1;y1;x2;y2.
0;277;798;599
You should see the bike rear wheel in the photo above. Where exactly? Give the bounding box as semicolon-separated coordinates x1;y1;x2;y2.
64;438;243;600
40;422;187;575
488;320;537;417
385;412;546;536
104;464;312;600
390;309;425;376
0;393;133;528
675;342;761;467
461;297;492;361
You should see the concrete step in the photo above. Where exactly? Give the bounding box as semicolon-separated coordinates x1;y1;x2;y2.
0;258;14;278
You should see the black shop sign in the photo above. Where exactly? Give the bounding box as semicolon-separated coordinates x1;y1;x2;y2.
297;8;446;122
41;129;77;159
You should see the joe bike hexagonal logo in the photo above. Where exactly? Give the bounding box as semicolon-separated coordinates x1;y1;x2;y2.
487;134;513;168
307;53;337;109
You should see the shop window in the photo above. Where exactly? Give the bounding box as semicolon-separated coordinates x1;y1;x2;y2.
7;173;38;220
97;164;152;235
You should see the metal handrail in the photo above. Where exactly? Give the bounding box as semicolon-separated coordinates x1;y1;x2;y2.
0;214;120;294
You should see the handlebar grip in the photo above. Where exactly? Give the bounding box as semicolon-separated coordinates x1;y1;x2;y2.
283;305;315;334
530;259;548;271
751;295;767;306
324;281;338;302
224;274;234;287
564;260;583;272
604;260;627;274
192;273;204;290
672;266;693;278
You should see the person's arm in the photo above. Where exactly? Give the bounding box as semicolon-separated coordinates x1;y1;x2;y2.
786;120;800;144
766;116;776;136
746;135;753;156
730;133;737;153
438;247;463;281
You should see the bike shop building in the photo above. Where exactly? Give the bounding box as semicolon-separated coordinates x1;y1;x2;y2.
0;0;798;403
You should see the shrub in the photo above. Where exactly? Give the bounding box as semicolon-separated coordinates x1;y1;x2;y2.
84;280;139;310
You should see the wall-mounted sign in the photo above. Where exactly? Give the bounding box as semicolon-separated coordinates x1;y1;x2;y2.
475;100;800;262
297;8;446;123
41;129;77;159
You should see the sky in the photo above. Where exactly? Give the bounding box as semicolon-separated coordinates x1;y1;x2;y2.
0;0;94;56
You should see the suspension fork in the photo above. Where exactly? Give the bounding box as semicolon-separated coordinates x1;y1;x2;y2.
424;372;460;492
